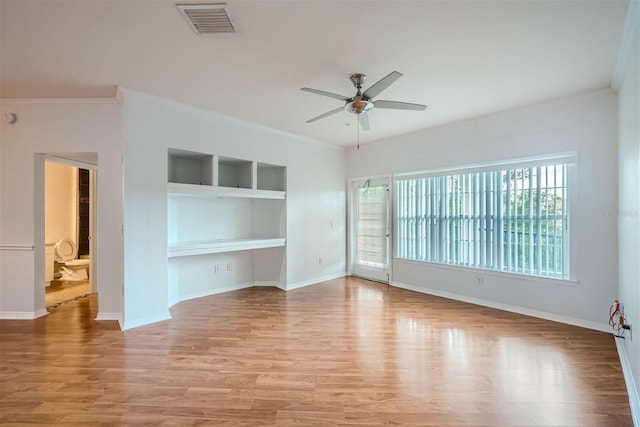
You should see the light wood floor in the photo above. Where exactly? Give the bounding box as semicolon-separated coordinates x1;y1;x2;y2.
45;280;91;308
0;277;632;426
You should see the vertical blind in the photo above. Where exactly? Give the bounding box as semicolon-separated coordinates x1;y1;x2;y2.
396;163;569;279
356;185;388;268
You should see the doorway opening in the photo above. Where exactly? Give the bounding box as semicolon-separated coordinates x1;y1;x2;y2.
44;155;97;309
349;177;391;283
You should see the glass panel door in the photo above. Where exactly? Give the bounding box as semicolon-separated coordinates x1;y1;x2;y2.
352;178;390;283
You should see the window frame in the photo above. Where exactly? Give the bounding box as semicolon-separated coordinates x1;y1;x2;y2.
392;154;578;284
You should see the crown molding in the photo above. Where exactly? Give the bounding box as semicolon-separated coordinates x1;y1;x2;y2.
0;98;119;105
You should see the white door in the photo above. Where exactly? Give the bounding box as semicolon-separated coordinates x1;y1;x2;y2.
351;178;390;283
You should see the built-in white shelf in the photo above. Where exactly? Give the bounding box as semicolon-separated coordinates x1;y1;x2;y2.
168;151;286;192
167;149;287;292
218;157;253;189
168;148;213;186
168;182;285;200
168;238;286;258
257;162;287;191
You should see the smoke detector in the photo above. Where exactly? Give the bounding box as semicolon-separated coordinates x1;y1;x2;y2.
176;3;237;35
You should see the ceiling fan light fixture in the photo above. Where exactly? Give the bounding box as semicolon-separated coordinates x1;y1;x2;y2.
301;71;427;131
346;99;373;115
350;73;367;89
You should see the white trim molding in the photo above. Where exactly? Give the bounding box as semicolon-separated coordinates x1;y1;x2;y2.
392;280;611;333
169;281;287;309
95;312;124;328
33;308;48;319
0;309;48;319
0;244;34;251
45;154;98;169
286;272;346;291
254;281;286;291
0;97;119;105
615;337;640;427
174;281;261;306
122;310;171;331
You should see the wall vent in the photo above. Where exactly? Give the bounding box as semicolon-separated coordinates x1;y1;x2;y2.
176;3;237;35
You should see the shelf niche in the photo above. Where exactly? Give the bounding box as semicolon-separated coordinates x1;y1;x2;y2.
167;147;287;300
257;162;286;192
167;196;285;247
217;157;253;189
168;148;213;186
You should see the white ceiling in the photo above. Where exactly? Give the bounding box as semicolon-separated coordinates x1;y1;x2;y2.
0;0;629;147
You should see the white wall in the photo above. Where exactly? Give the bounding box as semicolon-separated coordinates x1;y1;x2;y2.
121;89;346;329
0;100;123;321
616;0;640;418
347;89;618;330
45;162;77;245
0;91;346;329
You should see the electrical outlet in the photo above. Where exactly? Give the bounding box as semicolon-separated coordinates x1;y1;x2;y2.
319;257;324;265
227;263;232;271
475;274;484;286
214;265;219;273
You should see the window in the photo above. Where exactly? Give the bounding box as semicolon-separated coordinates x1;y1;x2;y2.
395;162;570;279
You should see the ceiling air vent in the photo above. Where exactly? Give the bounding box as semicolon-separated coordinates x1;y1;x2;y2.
177;3;237;35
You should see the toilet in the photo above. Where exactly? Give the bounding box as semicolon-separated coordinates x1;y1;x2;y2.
55;238;90;281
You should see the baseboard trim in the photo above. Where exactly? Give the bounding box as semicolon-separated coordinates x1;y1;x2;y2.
0;310;48;319
168;296;180;309
122;310;172;331
254;281;286;290
169;275;346;307
33;308;48;319
178;282;256;304
286;272;346;291
95;312;123;329
615;337;640;426
162;275;344;325
391;281;611;333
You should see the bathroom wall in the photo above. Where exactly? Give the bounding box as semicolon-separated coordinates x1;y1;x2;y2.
44;162;77;246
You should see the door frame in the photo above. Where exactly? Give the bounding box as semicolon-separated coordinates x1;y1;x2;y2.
347;174;392;283
40;153;98;304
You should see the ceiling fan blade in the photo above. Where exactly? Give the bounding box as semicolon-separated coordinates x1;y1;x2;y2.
306;107;344;123
363;71;402;99
358;112;370;131
374;100;427;111
301;87;350;101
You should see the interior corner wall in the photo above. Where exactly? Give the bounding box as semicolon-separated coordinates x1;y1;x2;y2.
347;89;618;330
120;89;346;329
617;1;640;414
0;101;123;319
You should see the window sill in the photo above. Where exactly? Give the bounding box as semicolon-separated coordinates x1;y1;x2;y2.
393;258;578;287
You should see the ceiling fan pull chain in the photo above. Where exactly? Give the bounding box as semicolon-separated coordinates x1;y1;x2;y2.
357;114;360;149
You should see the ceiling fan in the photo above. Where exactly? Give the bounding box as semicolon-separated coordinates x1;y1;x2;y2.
301;71;427;131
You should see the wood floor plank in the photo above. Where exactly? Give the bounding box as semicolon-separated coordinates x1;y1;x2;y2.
0;277;633;426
